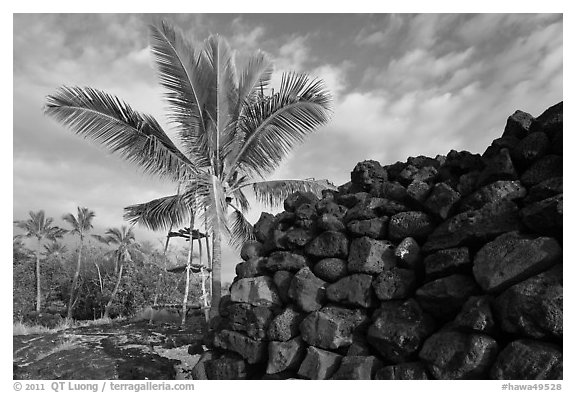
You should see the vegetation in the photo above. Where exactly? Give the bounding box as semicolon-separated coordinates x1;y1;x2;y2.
44;20;333;318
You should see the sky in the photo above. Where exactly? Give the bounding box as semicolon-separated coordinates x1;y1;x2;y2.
12;13;563;283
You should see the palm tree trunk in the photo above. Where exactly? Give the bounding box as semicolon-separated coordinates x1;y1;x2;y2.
67;237;83;320
181;214;195;326
204;209;212;303
209;229;222;319
103;262;124;319
35;244;42;312
153;223;174;307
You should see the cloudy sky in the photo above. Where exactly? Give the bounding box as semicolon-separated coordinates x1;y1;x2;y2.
12;13;563;282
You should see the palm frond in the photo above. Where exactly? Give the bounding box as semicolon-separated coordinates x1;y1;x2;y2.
193;174;230;240
247;178;335;209
124;193;191;232
149;21;212;167
228;208;255;250
45;86;197;182
227;72;332;179
92;234;112;245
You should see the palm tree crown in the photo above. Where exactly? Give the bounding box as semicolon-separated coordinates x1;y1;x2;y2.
62;207;96;240
44;20;334;315
14;210;67;242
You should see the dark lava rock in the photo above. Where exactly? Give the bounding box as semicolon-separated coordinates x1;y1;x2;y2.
204;353;248;380
524;177;562;204
424;183;461;220
284;227;315;249
348;236;396;274
295;202;317;222
240;240;264;261
367;299;435;363
261;229;289;253
347;217;389;239
395;237;422;269
373;267;416;300
472;232;562;292
346;335;372;356
502;110;534;139
422;200;521;252
235;257;267;279
273;270;294;304
225;302;274;340
375;362;429;380
490;340;562;380
477;148;517;187
284;191;319;213
512;131;550;168
316;199;347;219
415;274;480;320
407;180;432;203
520;194;563;236
372;181;409;202
460;180;526;212
297;346;342;380
266;251;308;272
551;132;562;155
266;336;306;374
531;101;562;139
453;295;496;334
267;306;304;342
317;214;346;232
457;171;481;197
254;212;275;243
419;331;499;379
495;265;562;340
300;305;369;350
288;267;327;313
336;191;370;208
230;276;282;307
304;231;349;259
331;356;382;380
441;150;485;176
313;258;348;283
388;211;435;241
520;155;562;187
424;247;470;279
351;160;387;189
326;274;375;308
213;330;267;364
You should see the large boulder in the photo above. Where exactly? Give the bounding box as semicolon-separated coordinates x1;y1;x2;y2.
272;270;294;304
415;274;480;320
388;211;435;241
502;110;534;139
424;183;461;219
422;200;521;252
490;340;562;380
511;131;550;168
419;331;499;379
235;257;267;279
297;346;342;380
331;356;382;380
230;276;282;307
224;302;274;340
520;155;562;187
313;258;348;283
472;232;562;292
494;265;562;340
317;214;346;232
267;306;304;342
459;180;526;212
520;194;563;236
367;299;435;363
284;191;319;213
351;160;387;189
266;336;306;374
394;237;422;269
424;247;470;279
452;296;496;334
266;251;308;273
524;177;562;204
326;274;375;308
300;305;369;350
304;231;349;259
347;217;389;239
372;267;416;300
476;148;517;187
213;330;267;364
348;236;396;274
288;267;327;312
240;240;264;261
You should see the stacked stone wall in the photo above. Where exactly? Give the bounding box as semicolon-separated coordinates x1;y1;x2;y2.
193;102;563;380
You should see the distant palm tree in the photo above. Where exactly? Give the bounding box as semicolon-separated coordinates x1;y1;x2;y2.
44;20;333;318
42;241;68;260
14;210;66;312
62;207;95;319
93;226;139;319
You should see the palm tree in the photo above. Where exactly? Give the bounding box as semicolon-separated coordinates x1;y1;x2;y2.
44;20;333;318
62;207;95;320
14;211;66;312
93;226;139;319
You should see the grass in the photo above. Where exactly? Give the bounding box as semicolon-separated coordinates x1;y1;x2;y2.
13;316;126;336
35;338;79;361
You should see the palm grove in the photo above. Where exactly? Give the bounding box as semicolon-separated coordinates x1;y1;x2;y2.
15;20;332;321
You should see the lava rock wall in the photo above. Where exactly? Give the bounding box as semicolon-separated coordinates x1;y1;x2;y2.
194;102;563;380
